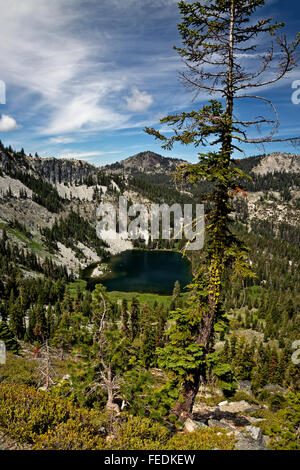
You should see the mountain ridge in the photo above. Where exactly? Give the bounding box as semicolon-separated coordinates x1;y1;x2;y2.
1;141;300;182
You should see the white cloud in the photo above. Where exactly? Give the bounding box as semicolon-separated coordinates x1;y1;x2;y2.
49;136;75;144
57;151;102;159
124;87;153;112
0;114;20;131
55;149;123;160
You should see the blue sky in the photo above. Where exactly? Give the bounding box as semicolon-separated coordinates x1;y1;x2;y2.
0;0;300;166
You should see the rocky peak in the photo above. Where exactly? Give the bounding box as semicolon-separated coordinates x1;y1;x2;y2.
105;150;186;174
251;153;300;175
0;148;98;184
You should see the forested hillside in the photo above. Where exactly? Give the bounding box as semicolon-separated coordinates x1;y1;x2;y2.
0;142;299;450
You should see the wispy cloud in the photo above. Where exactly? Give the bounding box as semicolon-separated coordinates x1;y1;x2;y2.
0;0;298;161
0;0;184;141
56;151;104;160
49;136;75;144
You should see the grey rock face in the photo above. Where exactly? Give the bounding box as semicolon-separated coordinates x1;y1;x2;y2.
0;149;97;185
184;418;208;432
208;419;235;431
263;384;288;395
217;400;255;413
244;425;264;444
238;380;253;395
234;437;267;451
234;426;267;451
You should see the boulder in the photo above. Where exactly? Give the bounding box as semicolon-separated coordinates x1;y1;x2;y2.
238;380;252;395
234;426;268;450
192;403;216;418
247;416;265;424
263;384;288;395
208;419;235;431
217;400;259;414
234;436;267;451
61;374;71;381
244;425;264;445
184;418;208;433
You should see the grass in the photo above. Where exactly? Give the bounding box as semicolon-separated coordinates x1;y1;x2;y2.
67;279;88;299
0;222;49;257
107;290;189;307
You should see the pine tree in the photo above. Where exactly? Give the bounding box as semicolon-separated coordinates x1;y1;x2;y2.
0;321;20;354
9;296;25;340
130;297;140;340
147;1;300;418
171;280;181;309
120;299;129;335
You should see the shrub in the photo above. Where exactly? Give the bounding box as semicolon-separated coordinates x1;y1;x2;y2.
0;384;238;451
0;384;170;450
105;415;170;450
255;392;300;450
0;354;38;386
164;428;236;450
0;384;110;443
231;390;260;405
33;419;106;450
0;384;75;442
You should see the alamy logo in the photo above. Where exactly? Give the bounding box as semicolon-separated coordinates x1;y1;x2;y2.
291;80;300;105
96;196;205;251
291;340;300;365
0;80;6;104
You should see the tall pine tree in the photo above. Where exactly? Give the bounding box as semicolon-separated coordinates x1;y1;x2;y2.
147;0;300;418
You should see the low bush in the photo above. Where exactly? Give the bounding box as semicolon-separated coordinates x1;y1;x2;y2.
164;428;236;450
230;390;260;405
0;384;75;442
254;392;300;450
33;419;106;450
0;383;239;450
105;415;170;450
0;355;38;386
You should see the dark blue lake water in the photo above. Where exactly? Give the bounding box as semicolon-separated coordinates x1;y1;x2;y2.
92;250;192;294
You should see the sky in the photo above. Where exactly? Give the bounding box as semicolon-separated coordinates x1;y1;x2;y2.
0;0;300;166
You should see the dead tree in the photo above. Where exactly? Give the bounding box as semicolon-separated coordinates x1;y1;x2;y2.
36;340;57;390
89;286;121;413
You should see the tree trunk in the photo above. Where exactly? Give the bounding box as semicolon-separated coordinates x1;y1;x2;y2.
173;1;236;420
172;371;202;420
105;367;120;413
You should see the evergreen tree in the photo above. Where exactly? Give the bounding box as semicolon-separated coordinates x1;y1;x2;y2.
120;299;129;335
130;297;140;340
146;0;300;418
9;296;25;340
0;321;20;354
171;280;181;309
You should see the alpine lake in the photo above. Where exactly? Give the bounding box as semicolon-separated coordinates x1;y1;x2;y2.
81;249;192;295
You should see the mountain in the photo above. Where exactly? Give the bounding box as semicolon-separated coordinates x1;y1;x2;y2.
0;148;98;184
105;150;186;175
250;153;300;175
0;143;299;277
235;152;300;175
0;143;299;424
106;150;300;178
